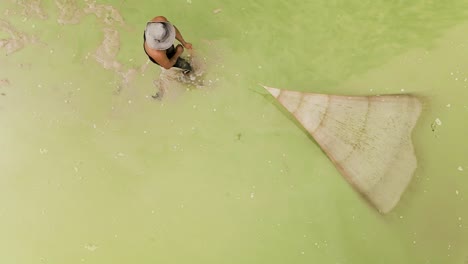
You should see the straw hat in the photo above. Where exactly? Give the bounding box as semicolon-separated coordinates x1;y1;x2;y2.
145;21;176;50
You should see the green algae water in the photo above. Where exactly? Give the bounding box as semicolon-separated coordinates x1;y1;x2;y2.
1;0;468;263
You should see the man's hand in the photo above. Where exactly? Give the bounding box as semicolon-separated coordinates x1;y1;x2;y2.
183;42;193;49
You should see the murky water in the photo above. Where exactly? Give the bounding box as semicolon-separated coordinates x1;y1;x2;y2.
1;0;467;263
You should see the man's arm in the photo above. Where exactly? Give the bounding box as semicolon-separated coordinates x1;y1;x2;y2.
146;44;184;69
174;26;192;49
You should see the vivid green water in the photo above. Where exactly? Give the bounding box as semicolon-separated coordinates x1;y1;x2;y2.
1;0;468;263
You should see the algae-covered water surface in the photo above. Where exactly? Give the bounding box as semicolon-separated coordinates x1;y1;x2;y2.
1;1;467;263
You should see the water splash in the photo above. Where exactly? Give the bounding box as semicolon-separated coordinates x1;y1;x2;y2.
15;0;48;20
55;0;83;25
83;0;125;26
0;19;39;55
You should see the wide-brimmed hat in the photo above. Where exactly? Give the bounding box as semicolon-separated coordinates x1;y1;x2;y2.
145;21;176;50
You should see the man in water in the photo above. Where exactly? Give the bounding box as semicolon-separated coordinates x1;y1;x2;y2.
143;16;193;73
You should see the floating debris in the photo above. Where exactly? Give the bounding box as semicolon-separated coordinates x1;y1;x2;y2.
213;8;222;14
458;166;464;171
84;244;98;252
0;79;10;86
431;118;442;132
